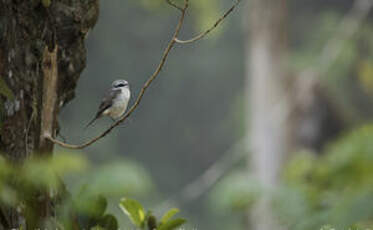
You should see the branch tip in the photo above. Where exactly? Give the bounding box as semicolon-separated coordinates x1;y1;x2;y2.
166;0;183;11
175;0;241;44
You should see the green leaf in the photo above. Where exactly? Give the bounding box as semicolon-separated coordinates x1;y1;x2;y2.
119;198;146;228
160;208;179;225
99;214;118;230
157;218;186;230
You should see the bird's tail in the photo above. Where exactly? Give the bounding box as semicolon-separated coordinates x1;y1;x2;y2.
85;115;99;129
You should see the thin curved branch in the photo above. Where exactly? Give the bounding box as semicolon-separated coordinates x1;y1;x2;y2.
45;0;189;149
174;0;241;44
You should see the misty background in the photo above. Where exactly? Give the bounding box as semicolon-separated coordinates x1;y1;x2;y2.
56;0;373;229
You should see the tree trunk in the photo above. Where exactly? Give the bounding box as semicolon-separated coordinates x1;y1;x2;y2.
245;0;290;229
0;0;99;228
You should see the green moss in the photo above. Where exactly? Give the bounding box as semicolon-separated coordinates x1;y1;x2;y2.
0;77;14;100
0;101;4;131
41;0;51;8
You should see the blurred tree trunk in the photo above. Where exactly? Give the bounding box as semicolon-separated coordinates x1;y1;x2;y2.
245;0;290;230
0;0;98;228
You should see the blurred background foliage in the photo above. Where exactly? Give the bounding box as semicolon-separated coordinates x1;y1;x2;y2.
279;124;373;230
0;152;185;230
1;0;372;229
211;124;373;229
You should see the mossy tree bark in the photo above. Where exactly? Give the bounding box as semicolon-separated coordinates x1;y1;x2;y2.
0;0;99;228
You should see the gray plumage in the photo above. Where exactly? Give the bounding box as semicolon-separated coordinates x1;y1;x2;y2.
86;80;130;128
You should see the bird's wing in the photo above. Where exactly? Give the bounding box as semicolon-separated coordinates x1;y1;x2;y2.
95;88;121;117
85;88;122;128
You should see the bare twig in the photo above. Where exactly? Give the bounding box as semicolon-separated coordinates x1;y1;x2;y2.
46;0;190;149
174;0;241;44
166;0;183;11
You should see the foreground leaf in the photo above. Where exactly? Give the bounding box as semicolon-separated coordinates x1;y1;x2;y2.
158;218;186;230
160;208;179;225
119;198;145;228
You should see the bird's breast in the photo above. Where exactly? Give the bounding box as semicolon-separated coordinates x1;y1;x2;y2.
109;89;130;119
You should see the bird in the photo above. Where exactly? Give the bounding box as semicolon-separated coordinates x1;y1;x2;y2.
85;79;131;128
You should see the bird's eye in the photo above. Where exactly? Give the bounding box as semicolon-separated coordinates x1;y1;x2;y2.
116;83;125;87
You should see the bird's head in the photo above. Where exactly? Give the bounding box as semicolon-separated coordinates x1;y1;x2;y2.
112;79;129;89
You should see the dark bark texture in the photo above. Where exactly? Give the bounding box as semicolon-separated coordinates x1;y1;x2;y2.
0;0;99;228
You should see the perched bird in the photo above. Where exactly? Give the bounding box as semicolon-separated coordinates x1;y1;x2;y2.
86;79;131;128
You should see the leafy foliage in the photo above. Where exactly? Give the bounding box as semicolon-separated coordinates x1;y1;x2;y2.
120;198;186;230
0;151;168;229
278;124;373;230
160;208;179;225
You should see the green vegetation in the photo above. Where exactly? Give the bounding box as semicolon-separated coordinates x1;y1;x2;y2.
0;153;185;230
210;125;373;229
120;198;185;230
